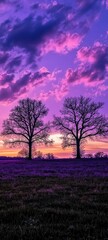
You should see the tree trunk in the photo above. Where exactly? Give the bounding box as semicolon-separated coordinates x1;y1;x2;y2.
76;139;81;159
28;141;32;160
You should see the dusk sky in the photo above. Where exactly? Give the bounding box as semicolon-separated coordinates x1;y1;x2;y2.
0;0;108;157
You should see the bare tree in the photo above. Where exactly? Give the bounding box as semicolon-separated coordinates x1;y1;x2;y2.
94;152;108;159
18;147;37;158
18;147;29;158
45;153;55;159
36;151;44;159
2;98;51;159
53;96;108;159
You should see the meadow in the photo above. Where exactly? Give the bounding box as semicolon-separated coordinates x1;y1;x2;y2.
0;158;108;240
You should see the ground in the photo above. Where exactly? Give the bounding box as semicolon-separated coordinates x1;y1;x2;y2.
0;158;108;240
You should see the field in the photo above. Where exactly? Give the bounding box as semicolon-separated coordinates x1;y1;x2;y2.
0;158;108;240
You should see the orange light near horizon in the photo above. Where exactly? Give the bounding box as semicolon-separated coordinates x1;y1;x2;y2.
0;134;108;158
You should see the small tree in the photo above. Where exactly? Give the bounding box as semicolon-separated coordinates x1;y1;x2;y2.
18;147;37;158
86;153;94;158
53;96;108;159
18;147;29;158
36;151;44;159
2;98;51;159
45;153;55;159
94;152;108;158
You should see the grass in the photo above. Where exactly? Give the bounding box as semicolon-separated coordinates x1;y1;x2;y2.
0;174;108;240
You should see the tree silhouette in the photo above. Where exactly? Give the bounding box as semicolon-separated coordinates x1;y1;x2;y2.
36;151;44;159
2;98;51;159
94;152;108;158
53;96;108;159
18;147;29;158
45;153;55;159
18;147;37;158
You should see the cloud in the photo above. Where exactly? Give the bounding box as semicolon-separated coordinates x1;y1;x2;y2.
42;33;83;54
34;41;108;102
39;42;108;101
4;16;58;52
0;67;56;102
106;0;108;8
77;0;100;16
75;0;102;35
77;43;108;74
102;0;108;9
0;52;9;64
3;4;72;55
31;3;39;10
0;73;14;86
0;3;73;67
0;0;103;66
0;0;107;103
65;42;108;87
38;78;68;101
5;56;22;73
0;1;87;61
0;0;6;3
0;0;8;4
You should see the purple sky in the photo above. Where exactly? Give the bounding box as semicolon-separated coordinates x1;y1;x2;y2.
0;0;108;156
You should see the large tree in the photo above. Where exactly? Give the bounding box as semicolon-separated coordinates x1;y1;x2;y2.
2;98;50;159
53;96;108;159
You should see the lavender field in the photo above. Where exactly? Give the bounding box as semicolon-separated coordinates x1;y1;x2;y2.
0;158;108;240
0;158;108;179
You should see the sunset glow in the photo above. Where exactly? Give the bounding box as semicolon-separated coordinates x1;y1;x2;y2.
0;138;108;158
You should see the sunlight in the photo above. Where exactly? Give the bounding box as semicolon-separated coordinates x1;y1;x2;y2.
49;133;63;144
0;140;4;147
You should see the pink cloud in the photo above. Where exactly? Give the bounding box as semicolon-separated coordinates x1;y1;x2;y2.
39;1;58;10
54;80;68;100
42;33;83;55
0;67;57;103
77;42;107;64
38;42;108;101
38;78;68;101
38;91;53;101
63;42;108;90
65;66;108;88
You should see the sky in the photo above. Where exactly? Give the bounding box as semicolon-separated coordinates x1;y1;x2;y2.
0;0;108;157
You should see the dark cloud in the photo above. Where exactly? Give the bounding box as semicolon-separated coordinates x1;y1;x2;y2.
0;69;51;102
77;0;100;15
0;20;11;42
78;44;108;72
66;44;108;85
0;0;6;3
31;3;39;10
5;56;22;72
0;87;12;101
32;71;50;81
74;0;102;34
4;14;63;54
0;52;9;64
47;3;72;16
93;47;108;72
13;73;31;92
2;1;74;59
0;73;31;101
1;74;14;86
